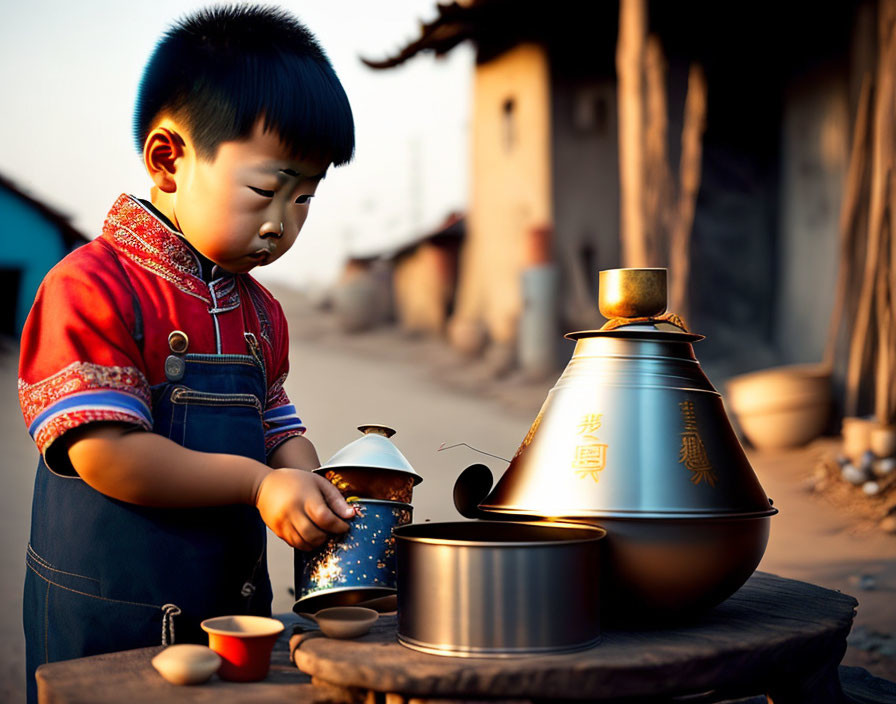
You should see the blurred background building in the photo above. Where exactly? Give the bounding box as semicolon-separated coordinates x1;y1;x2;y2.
0;174;88;335
361;0;877;412
3;0;894;441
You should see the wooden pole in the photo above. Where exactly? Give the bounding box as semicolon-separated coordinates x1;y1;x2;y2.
891;168;896;421
643;35;672;268
845;0;896;417
616;0;648;267
823;75;871;371
669;64;708;321
875;215;893;424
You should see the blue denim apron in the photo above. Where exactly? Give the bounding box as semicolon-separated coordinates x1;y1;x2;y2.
24;333;272;702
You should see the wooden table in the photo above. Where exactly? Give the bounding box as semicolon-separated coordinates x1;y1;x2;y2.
36;572;895;704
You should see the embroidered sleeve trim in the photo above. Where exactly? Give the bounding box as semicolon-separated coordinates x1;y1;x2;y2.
263;404;306;436
19;361;152;455
35;410;152;457
28;389;151;436
264;404;302;422
263;374;304;458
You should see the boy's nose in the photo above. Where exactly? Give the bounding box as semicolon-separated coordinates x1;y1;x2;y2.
259;221;283;239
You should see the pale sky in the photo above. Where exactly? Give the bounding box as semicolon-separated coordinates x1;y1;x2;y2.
0;0;473;289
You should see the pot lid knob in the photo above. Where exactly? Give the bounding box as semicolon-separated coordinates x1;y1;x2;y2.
596;268;690;333
598;268;667;319
357;424;397;439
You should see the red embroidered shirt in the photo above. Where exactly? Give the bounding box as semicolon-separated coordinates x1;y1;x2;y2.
18;194;305;462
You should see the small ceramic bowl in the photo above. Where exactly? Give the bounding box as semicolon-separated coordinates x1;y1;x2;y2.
200;615;284;682
301;606;379;639
151;644;221;685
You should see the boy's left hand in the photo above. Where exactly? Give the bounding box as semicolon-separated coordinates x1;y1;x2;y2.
253;468;355;550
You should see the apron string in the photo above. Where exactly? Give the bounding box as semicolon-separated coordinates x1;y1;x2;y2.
161;603;182;645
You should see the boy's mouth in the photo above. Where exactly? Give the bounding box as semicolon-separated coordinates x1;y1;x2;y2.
249;249;272;264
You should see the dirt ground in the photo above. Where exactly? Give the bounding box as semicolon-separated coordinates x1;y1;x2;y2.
2;290;895;703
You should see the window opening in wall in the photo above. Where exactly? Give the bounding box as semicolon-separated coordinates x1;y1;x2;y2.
573;88;609;135
580;242;597;303
502;97;516;151
0;268;21;335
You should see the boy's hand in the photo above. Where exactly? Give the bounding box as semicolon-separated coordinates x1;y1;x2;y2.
254;468;355;550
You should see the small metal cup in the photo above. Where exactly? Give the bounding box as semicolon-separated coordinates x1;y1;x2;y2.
598;268;667;319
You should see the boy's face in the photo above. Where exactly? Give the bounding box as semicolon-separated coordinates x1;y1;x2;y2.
169;120;329;274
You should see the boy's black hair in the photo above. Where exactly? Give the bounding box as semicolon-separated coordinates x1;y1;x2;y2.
133;4;354;165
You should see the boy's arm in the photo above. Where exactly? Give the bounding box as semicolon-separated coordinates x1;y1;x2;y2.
268;434;321;471
66;424;354;550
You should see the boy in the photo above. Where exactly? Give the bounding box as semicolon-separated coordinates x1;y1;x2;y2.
18;5;356;700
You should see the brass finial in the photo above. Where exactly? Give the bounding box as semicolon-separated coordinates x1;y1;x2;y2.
598;268;667;319
357;424;397;438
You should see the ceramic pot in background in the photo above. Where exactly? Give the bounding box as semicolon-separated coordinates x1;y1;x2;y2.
842;416;877;463
726;364;831;450
519;264;559;380
870;424;896;459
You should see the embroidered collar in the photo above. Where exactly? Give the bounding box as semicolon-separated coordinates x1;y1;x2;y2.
102;194;241;311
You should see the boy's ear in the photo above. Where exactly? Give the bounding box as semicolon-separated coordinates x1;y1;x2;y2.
143;127;186;193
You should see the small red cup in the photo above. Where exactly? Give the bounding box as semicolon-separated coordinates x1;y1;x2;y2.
200;615;284;681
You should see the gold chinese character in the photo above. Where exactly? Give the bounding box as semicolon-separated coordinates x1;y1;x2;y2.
573;442;607;482
577;414;603;436
679;401;717;487
572;413;608;482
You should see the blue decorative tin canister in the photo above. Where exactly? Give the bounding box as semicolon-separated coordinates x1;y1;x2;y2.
293;499;413;612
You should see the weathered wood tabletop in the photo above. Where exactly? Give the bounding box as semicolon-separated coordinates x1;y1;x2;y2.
37;572;873;704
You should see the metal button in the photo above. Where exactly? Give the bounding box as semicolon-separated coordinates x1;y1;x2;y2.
164;355;186;381
168;330;189;354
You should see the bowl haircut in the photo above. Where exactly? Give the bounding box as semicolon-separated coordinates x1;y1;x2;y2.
133;4;355;166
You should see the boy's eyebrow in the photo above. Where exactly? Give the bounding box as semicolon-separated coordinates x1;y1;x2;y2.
279;167;327;180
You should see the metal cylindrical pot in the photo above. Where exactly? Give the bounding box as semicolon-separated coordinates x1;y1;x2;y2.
294;499;412;613
395;521;605;657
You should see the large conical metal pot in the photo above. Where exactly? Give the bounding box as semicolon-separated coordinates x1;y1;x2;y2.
471;268;777;620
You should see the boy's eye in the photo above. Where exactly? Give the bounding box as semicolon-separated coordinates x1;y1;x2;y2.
248;186;275;198
295;194;314;204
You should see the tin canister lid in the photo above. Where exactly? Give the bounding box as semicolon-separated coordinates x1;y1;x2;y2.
317;425;422;485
